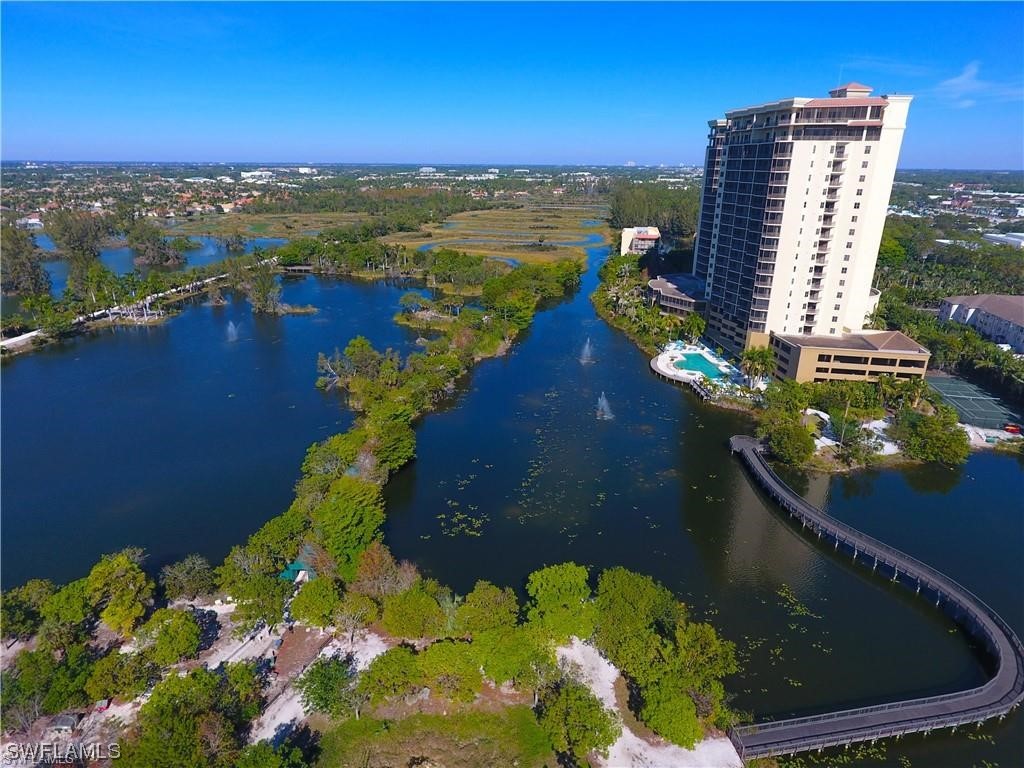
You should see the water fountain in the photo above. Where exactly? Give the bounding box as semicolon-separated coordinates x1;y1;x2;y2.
579;337;594;365
596;391;614;421
226;321;239;342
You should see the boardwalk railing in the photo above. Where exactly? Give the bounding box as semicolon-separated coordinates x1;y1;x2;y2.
727;435;1024;760
649;358;716;401
0;256;278;352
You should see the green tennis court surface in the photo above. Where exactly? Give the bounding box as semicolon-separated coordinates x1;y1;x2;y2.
927;375;1021;429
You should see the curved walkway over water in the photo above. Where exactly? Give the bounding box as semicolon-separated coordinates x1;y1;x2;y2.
727;435;1024;760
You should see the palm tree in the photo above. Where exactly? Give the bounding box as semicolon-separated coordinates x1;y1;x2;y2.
876;374;901;409
740;346;776;388
680;312;706;345
901;376;929;410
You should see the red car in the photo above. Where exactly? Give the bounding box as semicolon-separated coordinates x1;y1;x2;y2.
1004;423;1022;434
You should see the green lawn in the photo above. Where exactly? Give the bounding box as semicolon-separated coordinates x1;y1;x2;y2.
316;707;555;768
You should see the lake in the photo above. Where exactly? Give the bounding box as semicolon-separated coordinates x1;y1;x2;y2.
1;273;421;584
32;233;287;297
1;236;1021;766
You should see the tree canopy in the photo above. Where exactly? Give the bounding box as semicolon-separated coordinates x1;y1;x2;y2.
0;225;50;295
289;578;341;628
160;554;216;601
136;608;202;667
86;549;154;637
525;563;594;643
537;677;620;766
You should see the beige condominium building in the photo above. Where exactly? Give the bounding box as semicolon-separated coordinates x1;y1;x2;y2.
691;83;920;380
769;329;930;383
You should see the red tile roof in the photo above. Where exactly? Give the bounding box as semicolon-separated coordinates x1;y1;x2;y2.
835;82;873;91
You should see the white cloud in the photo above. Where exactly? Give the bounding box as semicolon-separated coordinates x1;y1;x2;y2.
933;61;1022;108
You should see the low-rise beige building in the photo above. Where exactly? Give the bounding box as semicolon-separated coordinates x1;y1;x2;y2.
769;330;930;383
620;226;661;256
647;273;706;318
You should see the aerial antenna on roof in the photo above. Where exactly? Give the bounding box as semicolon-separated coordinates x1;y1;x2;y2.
837;64;845;88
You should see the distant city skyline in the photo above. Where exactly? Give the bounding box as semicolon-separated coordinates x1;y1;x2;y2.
2;2;1022;169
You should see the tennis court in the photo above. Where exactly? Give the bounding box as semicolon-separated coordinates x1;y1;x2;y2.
926;375;1021;429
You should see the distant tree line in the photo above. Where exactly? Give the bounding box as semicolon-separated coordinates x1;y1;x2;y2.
608;180;701;239
246;184;493;224
874;215;1024;305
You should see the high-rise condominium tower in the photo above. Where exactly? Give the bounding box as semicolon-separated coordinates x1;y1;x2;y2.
693;84;912;356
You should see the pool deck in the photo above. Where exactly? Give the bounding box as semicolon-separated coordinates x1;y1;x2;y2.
650;344;735;385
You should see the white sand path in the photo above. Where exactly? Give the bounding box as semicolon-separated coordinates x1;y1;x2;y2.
249;630;391;744
557;638;742;768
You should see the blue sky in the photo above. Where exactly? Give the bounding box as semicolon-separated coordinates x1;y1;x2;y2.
2;2;1022;168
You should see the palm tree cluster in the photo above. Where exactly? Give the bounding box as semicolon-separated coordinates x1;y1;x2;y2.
875;374;928;410
595;253;681;351
740;346;776;388
874;294;1024;407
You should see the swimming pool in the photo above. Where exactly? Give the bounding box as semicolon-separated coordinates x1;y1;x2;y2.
673;353;726;379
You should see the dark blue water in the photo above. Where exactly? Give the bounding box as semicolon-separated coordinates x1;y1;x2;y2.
32;234;286;297
381;242;1023;766
1;275;419;584
1;237;1021;765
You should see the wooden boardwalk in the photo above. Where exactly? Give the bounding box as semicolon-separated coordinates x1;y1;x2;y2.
727;435;1024;760
1;257;278;352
